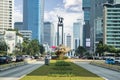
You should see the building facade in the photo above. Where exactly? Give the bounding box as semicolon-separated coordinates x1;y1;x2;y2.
66;34;72;49
108;0;120;4
23;0;44;43
89;0;107;52
4;30;23;54
14;22;23;30
82;0;91;49
19;30;32;40
73;19;83;49
0;0;14;34
103;3;120;49
94;17;103;52
43;22;55;47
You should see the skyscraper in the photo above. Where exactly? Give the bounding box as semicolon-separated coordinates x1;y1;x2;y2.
43;22;55;47
89;0;107;52
103;2;120;49
23;0;44;43
14;22;23;30
66;34;72;49
82;0;91;49
108;0;120;4
0;0;14;34
94;17;103;52
73;19;83;49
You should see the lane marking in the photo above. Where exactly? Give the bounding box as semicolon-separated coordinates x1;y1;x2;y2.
102;77;109;80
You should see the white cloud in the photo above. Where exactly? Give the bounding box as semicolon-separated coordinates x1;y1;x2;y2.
44;0;84;34
63;0;82;12
69;6;81;12
14;7;23;22
44;7;84;33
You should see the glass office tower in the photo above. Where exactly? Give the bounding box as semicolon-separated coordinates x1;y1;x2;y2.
82;0;91;49
90;0;107;52
23;0;44;43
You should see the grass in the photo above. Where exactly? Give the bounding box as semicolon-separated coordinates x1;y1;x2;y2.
20;60;104;80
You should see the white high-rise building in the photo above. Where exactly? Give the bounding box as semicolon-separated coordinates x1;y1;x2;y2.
43;22;55;47
0;0;14;34
73;19;83;49
66;34;72;49
103;2;120;49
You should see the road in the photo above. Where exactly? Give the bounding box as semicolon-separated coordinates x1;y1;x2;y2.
74;61;120;80
0;61;44;80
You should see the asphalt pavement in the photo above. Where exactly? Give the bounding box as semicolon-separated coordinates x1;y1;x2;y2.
74;61;120;80
0;61;44;80
1;60;120;80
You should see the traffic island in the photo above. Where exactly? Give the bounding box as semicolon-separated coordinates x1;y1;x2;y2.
20;60;104;80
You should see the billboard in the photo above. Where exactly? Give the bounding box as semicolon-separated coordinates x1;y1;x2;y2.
86;38;90;47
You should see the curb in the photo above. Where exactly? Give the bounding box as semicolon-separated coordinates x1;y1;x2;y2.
0;62;27;71
90;62;120;72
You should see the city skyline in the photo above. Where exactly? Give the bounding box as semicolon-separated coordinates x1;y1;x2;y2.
14;0;83;33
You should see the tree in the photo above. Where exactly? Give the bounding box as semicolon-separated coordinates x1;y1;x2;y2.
22;38;30;55
115;49;120;57
75;46;86;57
22;39;45;56
39;44;45;54
107;45;116;53
27;39;40;55
0;40;7;55
95;41;107;56
96;41;118;56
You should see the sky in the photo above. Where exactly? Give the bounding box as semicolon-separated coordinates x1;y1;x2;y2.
14;0;83;34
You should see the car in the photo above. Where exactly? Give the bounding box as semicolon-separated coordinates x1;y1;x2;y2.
0;56;11;64
16;55;23;62
11;56;16;62
34;56;40;59
0;56;5;64
115;57;120;64
105;58;115;64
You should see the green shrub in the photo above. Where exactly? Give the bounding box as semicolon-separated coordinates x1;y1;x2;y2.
52;67;72;70
63;56;68;59
55;61;70;66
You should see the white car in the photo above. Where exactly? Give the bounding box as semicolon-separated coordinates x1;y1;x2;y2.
11;56;16;62
115;57;120;64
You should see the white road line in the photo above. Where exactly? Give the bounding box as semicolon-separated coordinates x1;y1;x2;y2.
102;77;109;80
